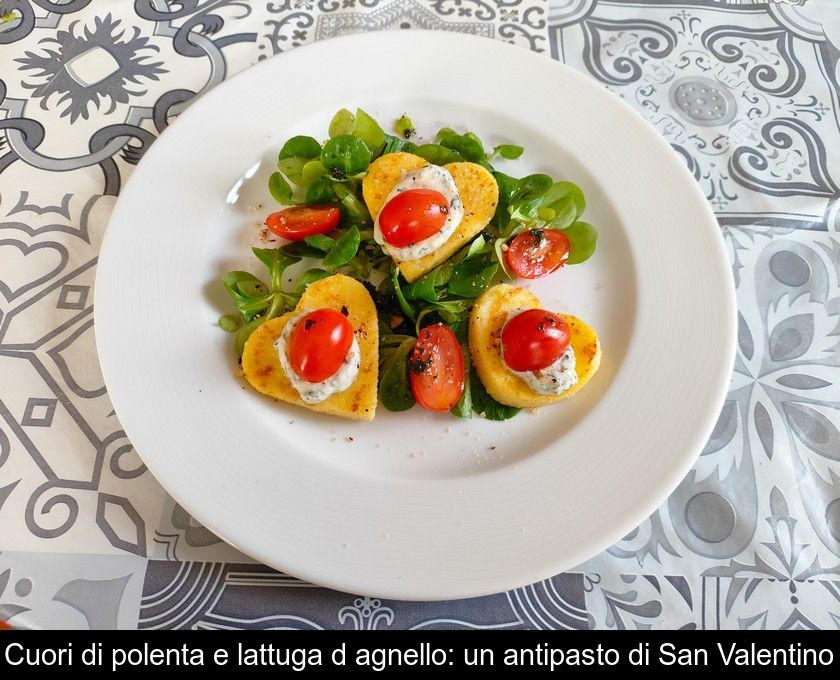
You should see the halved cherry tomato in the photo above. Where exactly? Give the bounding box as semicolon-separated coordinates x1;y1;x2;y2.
265;205;340;241
505;229;571;279
501;309;571;372
408;323;464;411
379;189;450;248
289;309;354;383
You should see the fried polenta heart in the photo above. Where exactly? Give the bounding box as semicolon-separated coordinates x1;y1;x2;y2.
469;284;601;409
362;152;498;282
242;274;378;421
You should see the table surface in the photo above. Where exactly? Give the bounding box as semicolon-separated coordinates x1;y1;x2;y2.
1;0;839;630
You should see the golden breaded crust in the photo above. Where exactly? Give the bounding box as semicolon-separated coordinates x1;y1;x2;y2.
469;284;601;409
362;153;499;283
241;274;378;421
362;152;428;217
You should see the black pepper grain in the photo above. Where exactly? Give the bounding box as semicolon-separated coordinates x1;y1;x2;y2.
409;357;432;375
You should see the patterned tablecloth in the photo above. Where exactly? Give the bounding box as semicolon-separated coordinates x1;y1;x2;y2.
0;0;839;630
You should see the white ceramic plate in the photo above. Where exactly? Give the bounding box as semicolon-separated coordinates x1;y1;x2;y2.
95;31;735;599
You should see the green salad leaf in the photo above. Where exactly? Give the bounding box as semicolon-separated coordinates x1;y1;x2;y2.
437;130;485;163
494;235;514;279
279;241;324;259
489;144;524;160
276;157;307;185
507;174;554;222
379;337;416;411
470;368;520;420
353;108;386;155
403;261;454;303
421;298;472;325
218;313;241;333
221;248;303;356
301;159;327;185
535;181;586;230
321;134;372;178
304;234;335;252
462;233;492;260
328;108;355;137
413;144;462;165
450;338;472;419
279;135;321;161
295;268;331;294
268;171;295;205
563;221;598;264
305;177;336;204
222;271;272;322
381;135;418;155
395;114;415;139
332;183;371;225
447;258;498;298
235;317;267;357
322;225;361;269
391;268;416;323
493;171;520;210
253;248;300;295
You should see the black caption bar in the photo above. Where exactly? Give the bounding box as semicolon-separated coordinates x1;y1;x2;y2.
1;632;838;675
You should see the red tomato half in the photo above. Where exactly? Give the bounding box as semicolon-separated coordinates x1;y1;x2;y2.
506;229;571;279
379;189;450;248
289;309;354;383
408;324;465;411
501;309;571;372
265;205;340;241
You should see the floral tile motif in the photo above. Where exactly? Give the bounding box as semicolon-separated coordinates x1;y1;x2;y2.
677;224;840;556
586;485;840;629
703;575;840;629
566;1;840;629
14;14;167;124
664;225;840;563
2;0;840;630
549;0;840;228
0;192;166;557
0;551;146;629
149;495;254;564
584;571;699;630
583;224;840;585
0;2;259;195
261;0;548;56
702;485;840;629
138;560;587;630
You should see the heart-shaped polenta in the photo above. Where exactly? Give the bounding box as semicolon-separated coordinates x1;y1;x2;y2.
241;274;378;421
469;284;601;409
362;152;499;283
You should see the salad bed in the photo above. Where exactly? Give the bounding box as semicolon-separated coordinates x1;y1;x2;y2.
220;108;598;421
